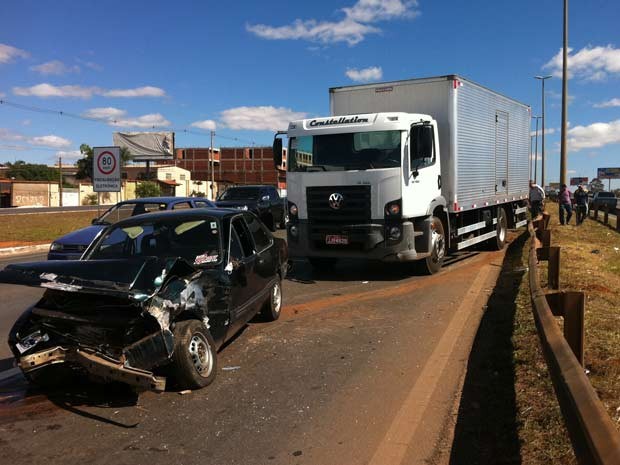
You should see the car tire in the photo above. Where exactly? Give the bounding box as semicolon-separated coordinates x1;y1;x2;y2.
25;365;74;389
261;278;282;321
169;320;217;390
419;215;446;275
308;257;338;269
490;207;508;250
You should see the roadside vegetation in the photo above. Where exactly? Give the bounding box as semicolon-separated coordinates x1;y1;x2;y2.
0;211;96;246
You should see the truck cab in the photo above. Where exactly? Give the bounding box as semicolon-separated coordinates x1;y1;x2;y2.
276;112;445;272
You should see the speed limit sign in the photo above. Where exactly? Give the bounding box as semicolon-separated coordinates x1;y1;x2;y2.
93;146;121;192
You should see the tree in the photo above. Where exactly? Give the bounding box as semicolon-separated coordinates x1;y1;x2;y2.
5;160;60;181
589;178;605;193
76;144;132;180
135;181;161;198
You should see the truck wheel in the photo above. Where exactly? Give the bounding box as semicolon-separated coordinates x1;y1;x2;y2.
308;257;338;269
491;207;507;250
261;278;282;321
421;216;446;275
169;320;217;390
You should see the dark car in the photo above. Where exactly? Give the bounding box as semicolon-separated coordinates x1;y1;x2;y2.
1;208;288;391
589;191;618;211
215;185;285;231
48;196;215;260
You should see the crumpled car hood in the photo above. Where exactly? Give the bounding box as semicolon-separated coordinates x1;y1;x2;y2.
0;257;194;298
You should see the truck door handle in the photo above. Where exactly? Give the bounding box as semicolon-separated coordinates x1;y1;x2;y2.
437;175;442;189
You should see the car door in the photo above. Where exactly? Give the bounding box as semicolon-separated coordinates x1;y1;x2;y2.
228;216;260;325
242;212;275;295
268;187;283;225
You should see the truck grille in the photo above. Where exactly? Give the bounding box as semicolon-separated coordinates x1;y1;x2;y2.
306;185;371;226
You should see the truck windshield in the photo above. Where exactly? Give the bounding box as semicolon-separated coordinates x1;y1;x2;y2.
288;130;401;172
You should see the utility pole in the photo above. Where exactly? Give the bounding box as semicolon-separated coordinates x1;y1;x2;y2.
58;155;63;207
535;75;552;188
560;0;569;186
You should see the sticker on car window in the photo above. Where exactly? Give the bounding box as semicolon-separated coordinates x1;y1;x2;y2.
194;253;219;265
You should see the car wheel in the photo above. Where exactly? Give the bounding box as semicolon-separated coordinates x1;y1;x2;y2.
419;216;446;275
169;320;217;390
261;278;282;321
490;207;507;250
308;257;338;269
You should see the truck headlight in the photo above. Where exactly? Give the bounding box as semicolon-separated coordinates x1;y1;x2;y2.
289;225;299;237
389;226;401;240
384;199;402;217
289;203;298;216
50;242;63;251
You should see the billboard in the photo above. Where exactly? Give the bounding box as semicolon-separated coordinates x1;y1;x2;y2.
570;177;588;186
113;132;174;160
597;167;620;179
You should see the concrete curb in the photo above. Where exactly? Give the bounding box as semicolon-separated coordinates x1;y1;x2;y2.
0;244;50;257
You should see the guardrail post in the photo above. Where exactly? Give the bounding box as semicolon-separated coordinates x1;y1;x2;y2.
545;291;585;366
616;209;620;232
594;206;599;220
603;205;609;225
536;246;561;289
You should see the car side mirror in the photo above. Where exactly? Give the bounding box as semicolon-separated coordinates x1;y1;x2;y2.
273;137;283;167
92;218;99;225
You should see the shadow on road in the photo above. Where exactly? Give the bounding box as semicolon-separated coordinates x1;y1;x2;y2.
449;232;528;465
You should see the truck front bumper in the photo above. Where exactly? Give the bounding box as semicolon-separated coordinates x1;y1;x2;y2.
287;220;430;262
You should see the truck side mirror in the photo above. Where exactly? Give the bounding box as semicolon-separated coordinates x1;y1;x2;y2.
273;138;283;168
410;125;434;167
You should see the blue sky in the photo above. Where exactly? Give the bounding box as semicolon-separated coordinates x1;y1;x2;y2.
1;0;619;188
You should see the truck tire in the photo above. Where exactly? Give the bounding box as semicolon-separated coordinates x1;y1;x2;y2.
491;207;508;250
169;320;217;390
261;278;282;321
420;216;446;275
308;257;338;270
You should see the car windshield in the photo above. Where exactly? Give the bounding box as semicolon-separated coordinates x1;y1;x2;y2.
97;202;169;224
219;188;260;201
89;216;222;265
288;130;402;172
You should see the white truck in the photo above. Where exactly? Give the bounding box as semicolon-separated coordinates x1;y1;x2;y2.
273;75;530;274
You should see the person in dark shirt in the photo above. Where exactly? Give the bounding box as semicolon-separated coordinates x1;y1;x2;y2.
574;185;588;225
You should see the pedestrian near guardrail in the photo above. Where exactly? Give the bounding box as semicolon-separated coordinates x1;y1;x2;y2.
574;185;588;225
559;184;573;225
529;180;545;218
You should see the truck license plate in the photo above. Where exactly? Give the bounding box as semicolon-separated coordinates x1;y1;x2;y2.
325;235;348;245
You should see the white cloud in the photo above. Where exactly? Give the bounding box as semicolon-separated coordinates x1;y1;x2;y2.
30;60;80;75
544;45;620;81
567;170;577;174
82;107;127;119
0;43;29;64
30;135;72;149
567;119;620;150
12;83;166;99
0;128;25;142
55;150;83;161
593;98;620;108
0;91;5;98
76;58;103;71
220;106;308;131
247;0;419;46
103;86;166;98
191;120;217;131
111;113;171;128
530;128;556;137
346;66;383;82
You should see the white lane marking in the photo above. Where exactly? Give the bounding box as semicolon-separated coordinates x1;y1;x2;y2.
368;265;493;465
0;367;21;382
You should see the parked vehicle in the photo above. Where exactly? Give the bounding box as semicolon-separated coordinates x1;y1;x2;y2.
215;185;285;232
273;75;530;273
589;191;618;211
1;208;288;391
48;196;215;260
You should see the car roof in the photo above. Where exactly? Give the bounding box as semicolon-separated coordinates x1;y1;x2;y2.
113;207;243;227
118;196;210;204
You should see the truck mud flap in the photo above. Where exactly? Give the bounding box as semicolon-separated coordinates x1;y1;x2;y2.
19;346;166;391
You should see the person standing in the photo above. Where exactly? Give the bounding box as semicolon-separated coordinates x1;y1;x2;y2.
574;184;588;225
558;184;573;225
528;180;545;218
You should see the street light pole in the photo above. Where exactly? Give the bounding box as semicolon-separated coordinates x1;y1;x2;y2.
210;131;215;200
532;116;542;184
560;0;569;186
535;75;552;188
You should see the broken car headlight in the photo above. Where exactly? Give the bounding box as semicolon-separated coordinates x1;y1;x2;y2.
50;242;63;251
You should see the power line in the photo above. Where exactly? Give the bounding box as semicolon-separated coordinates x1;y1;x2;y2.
0;98;258;146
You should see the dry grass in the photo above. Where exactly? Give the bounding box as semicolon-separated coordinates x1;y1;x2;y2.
0;211;97;245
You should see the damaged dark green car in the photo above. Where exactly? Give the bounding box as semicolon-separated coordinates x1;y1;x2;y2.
1;208;288;391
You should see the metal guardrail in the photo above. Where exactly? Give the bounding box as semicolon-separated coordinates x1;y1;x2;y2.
528;216;620;464
589;203;620;232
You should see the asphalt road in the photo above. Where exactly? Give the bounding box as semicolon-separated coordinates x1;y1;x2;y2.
0;244;508;465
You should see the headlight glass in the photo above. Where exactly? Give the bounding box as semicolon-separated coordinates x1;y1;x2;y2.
50;242;63;251
289;204;298;216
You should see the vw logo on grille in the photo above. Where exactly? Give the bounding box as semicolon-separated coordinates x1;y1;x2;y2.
329;192;344;210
